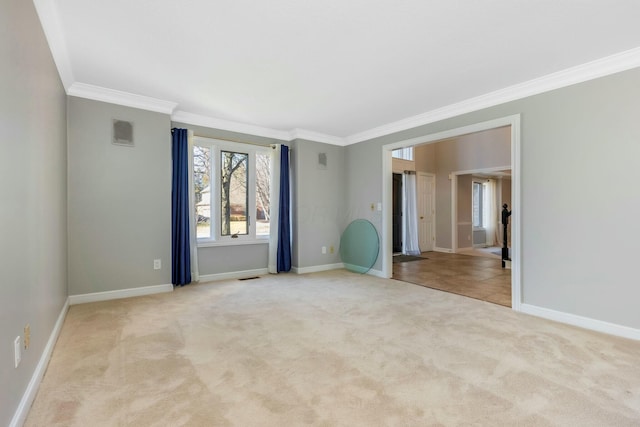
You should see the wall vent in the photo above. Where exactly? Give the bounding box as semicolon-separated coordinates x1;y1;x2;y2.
112;119;134;146
318;152;327;169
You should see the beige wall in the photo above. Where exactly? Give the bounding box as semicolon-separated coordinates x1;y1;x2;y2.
413;126;511;249
457;174;473;249
414;143;436;173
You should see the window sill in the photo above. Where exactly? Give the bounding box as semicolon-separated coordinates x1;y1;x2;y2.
197;238;269;248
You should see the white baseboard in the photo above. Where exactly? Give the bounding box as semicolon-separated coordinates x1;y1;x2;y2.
10;298;69;427
292;263;344;274
520;303;640;341
69;283;173;305
198;268;269;283
434;247;453;253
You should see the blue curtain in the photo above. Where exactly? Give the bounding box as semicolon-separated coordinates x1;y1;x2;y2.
171;128;191;285
277;145;292;272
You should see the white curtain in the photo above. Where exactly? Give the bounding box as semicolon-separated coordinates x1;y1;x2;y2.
187;130;199;282
483;179;497;247
268;144;281;273
403;172;421;256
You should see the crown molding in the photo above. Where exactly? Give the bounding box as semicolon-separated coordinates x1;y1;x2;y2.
67;83;177;114
32;0;640;148
346;47;640;145
171;111;348;145
171;110;292;141
33;0;74;89
288;128;346;146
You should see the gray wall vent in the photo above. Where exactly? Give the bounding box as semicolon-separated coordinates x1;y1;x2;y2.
112;119;134;146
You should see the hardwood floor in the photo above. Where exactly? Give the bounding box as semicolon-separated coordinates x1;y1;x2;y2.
392;251;511;307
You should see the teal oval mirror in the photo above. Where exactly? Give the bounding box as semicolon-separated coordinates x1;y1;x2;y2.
340;219;379;273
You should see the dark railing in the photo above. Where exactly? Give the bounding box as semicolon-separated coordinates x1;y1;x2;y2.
501;204;511;268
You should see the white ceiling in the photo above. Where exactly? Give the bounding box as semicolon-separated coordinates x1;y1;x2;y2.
35;0;640;145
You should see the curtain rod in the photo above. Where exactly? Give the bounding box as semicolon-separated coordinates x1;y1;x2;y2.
193;133;275;148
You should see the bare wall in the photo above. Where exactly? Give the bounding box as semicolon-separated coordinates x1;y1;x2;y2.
0;0;68;424
457;174;472;249
67;98;171;295
292;139;346;269
415;143;436;173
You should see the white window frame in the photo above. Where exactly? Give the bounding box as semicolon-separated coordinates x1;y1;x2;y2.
193;136;271;247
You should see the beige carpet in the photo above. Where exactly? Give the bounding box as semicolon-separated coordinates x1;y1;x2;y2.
26;270;640;426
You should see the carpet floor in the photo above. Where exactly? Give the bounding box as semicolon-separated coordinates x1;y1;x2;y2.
25;270;640;426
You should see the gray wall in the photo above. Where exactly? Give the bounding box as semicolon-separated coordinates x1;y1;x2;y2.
0;1;68;424
346;67;640;330
473;229;486;246
68;98;172;295
344;139;385;271
292;139;346;268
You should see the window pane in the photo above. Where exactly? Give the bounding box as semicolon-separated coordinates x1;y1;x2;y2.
472;182;482;227
221;151;248;236
392;147;413;161
193;145;211;238
256;152;271;236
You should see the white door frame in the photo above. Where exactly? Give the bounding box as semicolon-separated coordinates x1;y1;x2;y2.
381;114;521;311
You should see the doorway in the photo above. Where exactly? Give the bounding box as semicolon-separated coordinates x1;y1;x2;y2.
382;115;521;310
392;173;403;253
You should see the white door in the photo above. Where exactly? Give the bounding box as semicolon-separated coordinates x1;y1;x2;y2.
417;173;435;252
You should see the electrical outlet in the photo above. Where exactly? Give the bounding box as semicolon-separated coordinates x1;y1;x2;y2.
154;259;161;270
321;246;327;254
24;324;30;350
14;336;21;368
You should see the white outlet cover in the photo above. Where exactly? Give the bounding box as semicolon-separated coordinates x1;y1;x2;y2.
14;336;21;368
154;259;161;270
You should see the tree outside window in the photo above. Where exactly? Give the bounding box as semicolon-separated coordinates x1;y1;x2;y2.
220;151;248;236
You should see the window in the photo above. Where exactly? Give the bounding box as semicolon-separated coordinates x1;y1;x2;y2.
473;180;495;230
193;137;271;243
472;182;484;228
392;147;413;161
